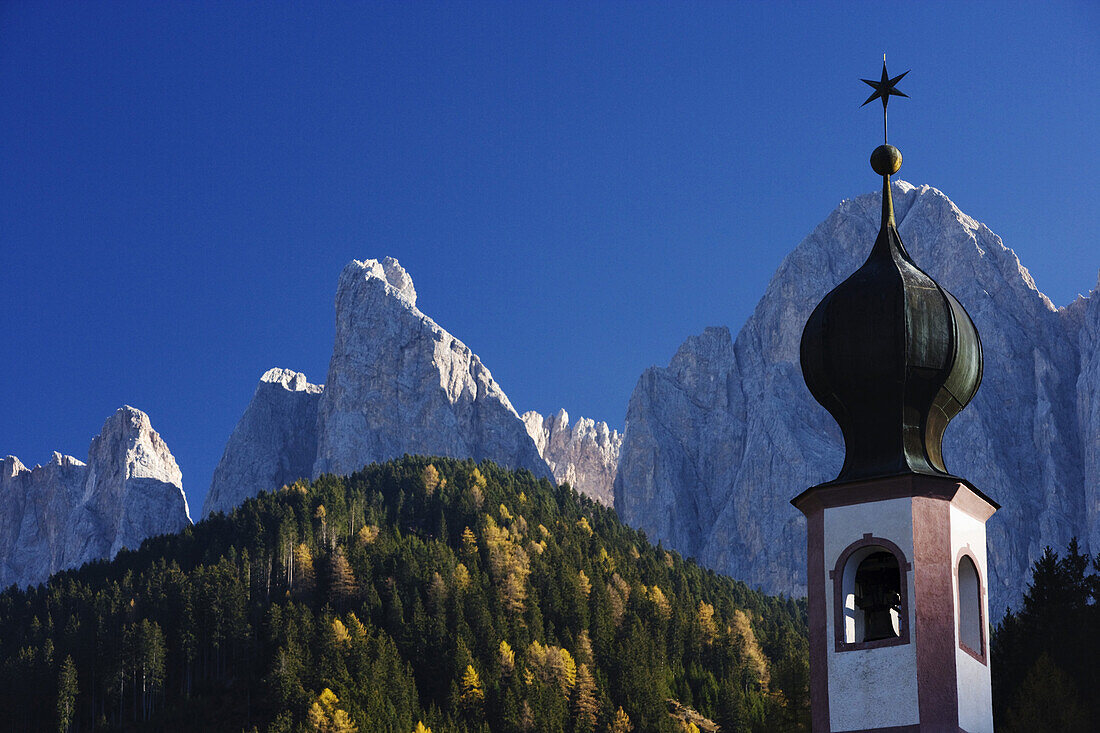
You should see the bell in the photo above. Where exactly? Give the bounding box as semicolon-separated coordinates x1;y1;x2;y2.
855;552;902;642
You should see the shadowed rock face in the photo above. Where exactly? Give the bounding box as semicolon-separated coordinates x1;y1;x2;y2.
523;409;622;507
0;406;190;588
616;182;1093;613
203;368;323;517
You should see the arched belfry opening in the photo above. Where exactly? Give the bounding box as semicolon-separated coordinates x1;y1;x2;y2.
958;554;984;659
832;535;911;650
791;60;998;732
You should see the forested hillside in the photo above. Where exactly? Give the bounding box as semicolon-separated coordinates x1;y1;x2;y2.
0;457;809;732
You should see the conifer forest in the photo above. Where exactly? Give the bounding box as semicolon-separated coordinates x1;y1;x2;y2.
0;457;810;732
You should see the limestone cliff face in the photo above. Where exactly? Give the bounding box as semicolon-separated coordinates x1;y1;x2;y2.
523;409;621;506
203;368;322;517
312;258;551;480
615;327;747;563
1073;279;1100;556
0;453;85;588
0;406;190;588
616;182;1093;613
206;259;637;515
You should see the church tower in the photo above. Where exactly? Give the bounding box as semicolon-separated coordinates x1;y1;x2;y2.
792;63;997;733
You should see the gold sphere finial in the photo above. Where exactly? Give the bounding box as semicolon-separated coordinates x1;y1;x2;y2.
871;144;902;176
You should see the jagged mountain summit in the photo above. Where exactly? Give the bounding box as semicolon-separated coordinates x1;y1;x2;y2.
313;258;550;480
203;368;323;517
0;406;191;588
615;181;1095;614
522;409;622;506
206;258;617;516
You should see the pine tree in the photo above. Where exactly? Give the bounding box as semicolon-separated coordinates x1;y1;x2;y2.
315;504;329;548
453;562;471;592
427;571;448;613
332;618;351;647
56;655;77;733
357;524;379;547
1003;653;1089;732
577;570;592;599
421;465;442;494
137;620;166;721
575;630;594;667
461;527;478;557
697;601;718;646
731;609;769;690
499;640;515;676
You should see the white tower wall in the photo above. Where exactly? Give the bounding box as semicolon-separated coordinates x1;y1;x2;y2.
825;498;919;731
951;505;994;733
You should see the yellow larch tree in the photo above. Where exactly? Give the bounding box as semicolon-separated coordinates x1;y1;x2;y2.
307;688;357;733
731;609;770;689
458;664;484;720
498;640;515;675
572;662;598;731
610;706;633;733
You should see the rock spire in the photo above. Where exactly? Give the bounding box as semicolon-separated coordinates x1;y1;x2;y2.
0;406;191;588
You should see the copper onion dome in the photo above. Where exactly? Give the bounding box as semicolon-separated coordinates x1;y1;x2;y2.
799;63;983;483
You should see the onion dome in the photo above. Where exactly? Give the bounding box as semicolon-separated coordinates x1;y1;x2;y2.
799;69;982;484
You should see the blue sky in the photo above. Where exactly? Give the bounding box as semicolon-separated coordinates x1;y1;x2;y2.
2;2;1097;513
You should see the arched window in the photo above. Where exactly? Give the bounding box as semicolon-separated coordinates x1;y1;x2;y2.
831;534;911;651
957;553;985;662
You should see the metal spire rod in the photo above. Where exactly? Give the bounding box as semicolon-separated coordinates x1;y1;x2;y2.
863;58;910;229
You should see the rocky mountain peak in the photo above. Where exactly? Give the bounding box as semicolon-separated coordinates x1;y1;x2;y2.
213;258;632;518
47;451;84;469
208;257;626;514
261;367;324;394
523;409;621;506
0;407;191;589
342;256;417;309
313;257;548;481
2;455;26;480
203;368;323;517
92;406;185;493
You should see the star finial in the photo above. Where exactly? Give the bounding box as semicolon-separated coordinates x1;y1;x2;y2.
861;57;909;143
861;60;909;109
